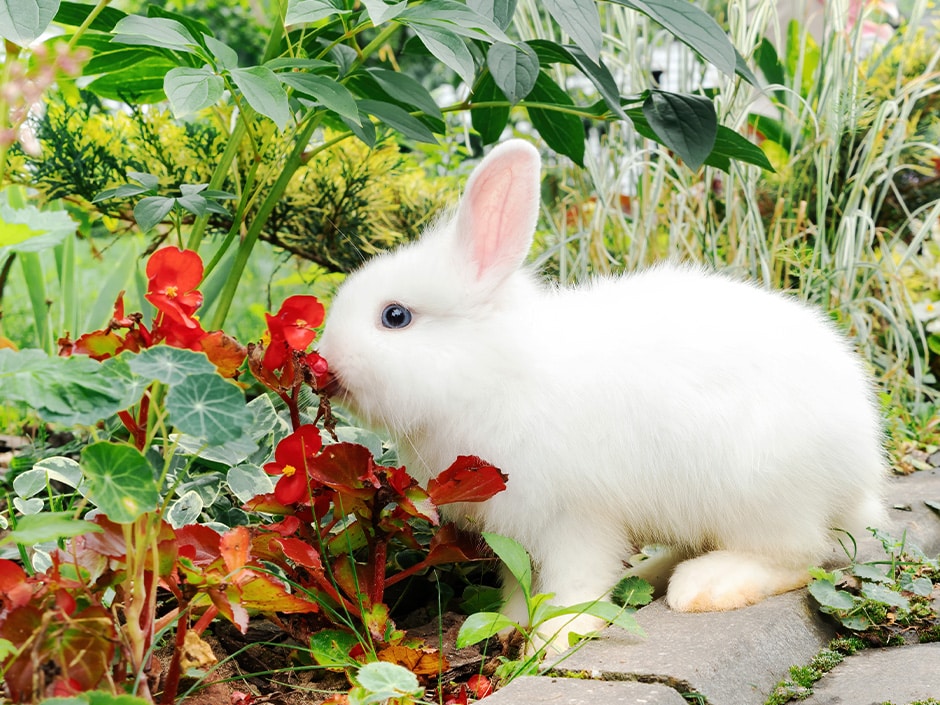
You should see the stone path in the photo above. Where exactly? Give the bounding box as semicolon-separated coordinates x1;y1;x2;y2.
483;469;940;705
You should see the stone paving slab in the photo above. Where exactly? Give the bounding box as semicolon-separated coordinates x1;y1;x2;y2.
486;471;940;704
549;590;835;705
481;677;689;704
801;642;940;704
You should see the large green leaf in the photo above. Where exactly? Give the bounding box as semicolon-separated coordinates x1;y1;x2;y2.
610;0;736;78
230;66;291;129
354;662;423;700
81;442;160;523
542;0;601;62
808;578;856;611
407;23;476;85
486;42;538;104
110;15;200;54
466;0;518;31
455;611;517;647
470;73;508;144
358;99;438;143
0;0;59;45
482;532;532;598
1;512;103;546
367;68;443;119
287;0;349;24
77;34;168;76
359;0;407;24
165;373;251;446
165;66;223;117
54;0;126;32
86;57;178;103
0;196;76;260
278;72;360;124
641;90;716;170
128;347;217;386
0;349;141;427
524;71;585;167
398;0;510;42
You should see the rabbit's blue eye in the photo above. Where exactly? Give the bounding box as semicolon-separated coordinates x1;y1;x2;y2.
381;303;412;329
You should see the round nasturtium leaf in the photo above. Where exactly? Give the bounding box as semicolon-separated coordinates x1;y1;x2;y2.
81;442;160;524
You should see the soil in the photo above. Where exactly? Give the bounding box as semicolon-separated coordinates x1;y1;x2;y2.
154;612;505;704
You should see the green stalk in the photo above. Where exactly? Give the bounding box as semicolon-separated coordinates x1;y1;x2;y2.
207;114;322;330
66;0;113;51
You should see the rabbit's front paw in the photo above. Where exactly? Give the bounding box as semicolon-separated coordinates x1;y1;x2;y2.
666;550;810;612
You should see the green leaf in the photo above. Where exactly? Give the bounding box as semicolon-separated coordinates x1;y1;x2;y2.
0;0;60;45
851;563;890;583
1;512;103;546
110;15;199;54
278;72;360;124
165;66;224;118
230;66;291;129
358;99;438;144
204;34;238;70
287;0;347;24
54;1;127;32
13;457;82;498
167;490;203;528
899;573;934;597
133;196;176;232
542;0;601;62
0;197;75;258
525;71;585;167
308;629;360;668
540;600;645;636
562;44;625;119
467;0;518;30
165;373;251;446
808;578;856;611
399;0;510;42
86;56;178;103
93;183;152;203
128;347;217;387
226;464;274;503
367;68;443;119
81;442;160;523
610;0;736;77
482;532;532;598
861;582;910;611
0;349;139;427
265;57;334;73
176;193;209;217
359;0;407;24
839;614;871;631
354;661;423;699
76;35;166;76
642;90;716;171
407;23;476;85
456;611;517;647
487;42;538;104
611;575;654;607
706;124;774;172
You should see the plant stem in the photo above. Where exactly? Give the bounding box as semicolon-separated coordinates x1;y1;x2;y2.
66;0;113;51
207;114;322;330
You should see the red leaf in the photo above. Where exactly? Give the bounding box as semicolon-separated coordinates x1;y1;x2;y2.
0;559;33;609
426;456;508;505
275;537;323;571
424;524;485;565
308;443;381;497
221;526;251;575
176;524;223;566
199;330;247;378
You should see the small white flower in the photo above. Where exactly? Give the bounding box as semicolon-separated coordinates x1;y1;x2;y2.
912;300;940;322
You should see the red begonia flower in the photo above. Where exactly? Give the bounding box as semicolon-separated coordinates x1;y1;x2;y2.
262;295;324;370
145;247;204;329
263;425;324;505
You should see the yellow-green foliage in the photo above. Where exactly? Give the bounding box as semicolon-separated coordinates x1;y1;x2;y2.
16;92;453;273
265;136;457;273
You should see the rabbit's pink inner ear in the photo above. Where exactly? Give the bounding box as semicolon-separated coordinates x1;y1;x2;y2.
457;142;540;282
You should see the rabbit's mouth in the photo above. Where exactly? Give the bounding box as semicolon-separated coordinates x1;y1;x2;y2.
320;371;348;400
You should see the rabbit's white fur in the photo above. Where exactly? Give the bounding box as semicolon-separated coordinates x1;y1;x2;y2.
318;140;887;650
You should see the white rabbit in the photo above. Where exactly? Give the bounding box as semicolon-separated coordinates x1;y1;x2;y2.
317;140;887;651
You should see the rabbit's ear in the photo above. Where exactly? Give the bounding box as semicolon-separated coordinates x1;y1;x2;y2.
455;140;541;282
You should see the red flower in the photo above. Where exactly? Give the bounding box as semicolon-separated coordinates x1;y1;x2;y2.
145;247;204;329
263;426;324;504
263;295;324;370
